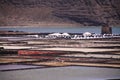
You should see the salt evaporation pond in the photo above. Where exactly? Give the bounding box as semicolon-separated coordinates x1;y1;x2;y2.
0;26;120;80
0;65;120;80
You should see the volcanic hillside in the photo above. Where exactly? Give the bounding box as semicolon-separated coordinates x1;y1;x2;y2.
0;0;120;26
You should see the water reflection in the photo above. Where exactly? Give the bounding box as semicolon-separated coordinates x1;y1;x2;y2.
0;66;120;80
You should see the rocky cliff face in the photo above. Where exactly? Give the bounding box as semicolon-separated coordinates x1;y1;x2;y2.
0;0;120;26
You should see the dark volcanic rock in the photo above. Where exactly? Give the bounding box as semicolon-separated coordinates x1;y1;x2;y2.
0;0;120;26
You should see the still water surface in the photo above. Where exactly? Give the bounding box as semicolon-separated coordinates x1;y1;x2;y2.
0;26;120;34
0;65;120;80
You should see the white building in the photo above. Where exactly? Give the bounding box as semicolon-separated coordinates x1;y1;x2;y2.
27;35;39;38
48;33;61;37
61;33;70;37
83;32;92;37
48;32;70;39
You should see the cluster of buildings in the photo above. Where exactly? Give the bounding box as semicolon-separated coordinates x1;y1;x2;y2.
27;32;120;40
26;25;120;39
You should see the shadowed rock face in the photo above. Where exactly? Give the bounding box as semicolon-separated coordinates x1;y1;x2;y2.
0;0;120;26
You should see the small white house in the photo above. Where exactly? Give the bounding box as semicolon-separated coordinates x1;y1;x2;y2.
27;35;39;38
48;33;61;37
61;33;70;37
83;32;92;37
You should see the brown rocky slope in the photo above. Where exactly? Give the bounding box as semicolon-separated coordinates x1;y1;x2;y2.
0;0;120;27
